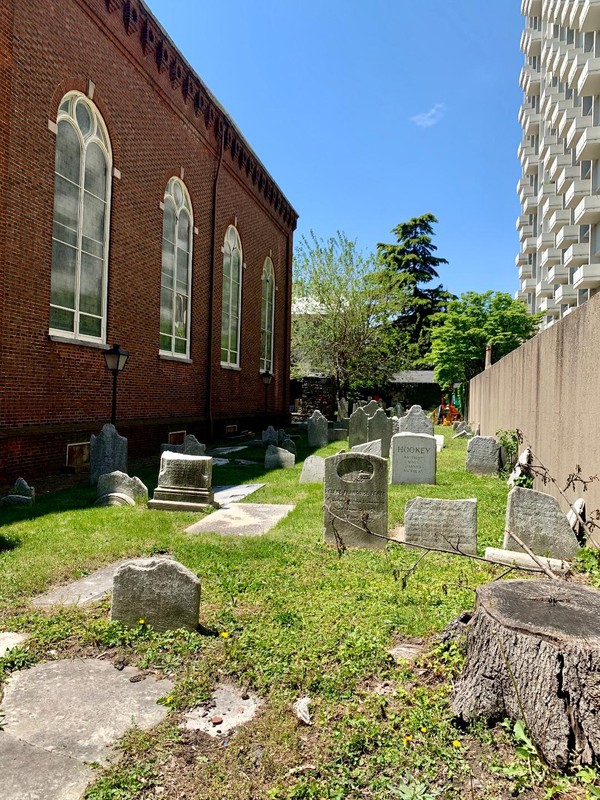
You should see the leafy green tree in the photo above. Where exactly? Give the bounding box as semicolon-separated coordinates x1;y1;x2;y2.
376;213;454;363
428;290;542;390
292;231;408;399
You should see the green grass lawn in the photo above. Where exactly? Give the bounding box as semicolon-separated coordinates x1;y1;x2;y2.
0;427;597;799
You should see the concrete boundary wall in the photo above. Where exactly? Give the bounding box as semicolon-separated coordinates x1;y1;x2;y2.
469;291;600;515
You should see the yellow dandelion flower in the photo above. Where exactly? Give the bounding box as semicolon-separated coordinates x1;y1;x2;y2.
220;631;229;638
420;726;427;733
138;618;145;625
452;739;461;748
166;696;173;704
403;735;412;744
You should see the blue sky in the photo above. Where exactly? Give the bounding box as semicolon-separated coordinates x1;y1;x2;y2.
145;0;524;298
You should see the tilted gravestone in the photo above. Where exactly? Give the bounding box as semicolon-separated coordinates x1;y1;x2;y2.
96;471;148;505
182;434;206;456
367;408;393;458
281;438;297;455
262;426;278;446
148;453;213;510
403;497;477;555
265;445;295;469
348;406;368;449
503;486;580;560
351;439;382;457
111;557;200;632
390;432;436;485
0;477;35;507
466;436;500;475
299;455;325;484
90;424;127;486
454;422;471;435
337;397;349;420
307;410;329;448
323;452;387;550
362;400;380;417
398;405;434;437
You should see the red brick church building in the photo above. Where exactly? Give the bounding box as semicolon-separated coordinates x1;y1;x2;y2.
0;0;298;482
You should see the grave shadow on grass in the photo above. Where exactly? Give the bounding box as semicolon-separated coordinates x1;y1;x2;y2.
0;532;21;552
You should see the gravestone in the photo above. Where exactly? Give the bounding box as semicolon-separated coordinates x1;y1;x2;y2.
182;434;206;456
265;445;295;469
394;403;404;418
281;438;297;455
398;405;434;436
299;455;325;484
0;478;35;507
348;406;368;449
453;430;467;439
567;498;586;543
403;497;477;555
337;397;349;420
328;424;347;442
323;452;387;550
96;471;148;505
391;416;400;435
434;434;444;452
262;426;278;446
507;447;533;486
111;557;200;632
466;436;500;476
307;410;329;448
390;432;436;485
367;408;393;458
351;439;382;457
160;443;184;454
362;400;380;417
503;486;580;560
278;428;288;444
148;453;213;510
90;424;127;486
455;422;471;435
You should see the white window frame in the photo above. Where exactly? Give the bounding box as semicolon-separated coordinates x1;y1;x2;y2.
159;177;193;358
49;91;112;342
260;256;275;373
220;225;243;367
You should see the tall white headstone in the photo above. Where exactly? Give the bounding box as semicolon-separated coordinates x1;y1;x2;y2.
390;432;436;485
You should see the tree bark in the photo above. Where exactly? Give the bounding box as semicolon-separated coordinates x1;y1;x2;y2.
452;579;600;769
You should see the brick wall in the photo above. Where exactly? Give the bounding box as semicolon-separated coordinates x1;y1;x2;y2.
0;0;297;482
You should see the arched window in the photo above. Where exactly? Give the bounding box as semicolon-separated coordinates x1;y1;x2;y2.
260;257;275;373
50;92;112;340
160;178;193;356
221;225;243;366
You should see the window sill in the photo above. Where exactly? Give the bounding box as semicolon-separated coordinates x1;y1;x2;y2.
221;363;241;371
159;353;193;364
49;334;107;350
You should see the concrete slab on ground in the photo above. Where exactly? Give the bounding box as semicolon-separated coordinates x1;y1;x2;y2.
207;446;248;455
388;642;426;662
2;659;173;764
183;683;262;737
0;632;29;657
32;560;131;607
213;484;264;507
186;503;294;537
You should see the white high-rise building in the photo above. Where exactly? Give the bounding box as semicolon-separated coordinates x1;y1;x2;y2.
517;0;600;329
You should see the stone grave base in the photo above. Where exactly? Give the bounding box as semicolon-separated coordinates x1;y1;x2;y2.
148;486;214;511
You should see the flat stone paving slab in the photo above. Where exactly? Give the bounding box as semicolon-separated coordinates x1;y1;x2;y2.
0;632;28;657
186;503;294;537
2;659;173;764
207;446;248;455
213;483;265;507
183;683;262;738
32;560;130;607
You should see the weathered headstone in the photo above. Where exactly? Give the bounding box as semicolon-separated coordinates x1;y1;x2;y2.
337;397;349;420
455;422;471;435
111;557;200;632
567;498;586;543
503;486;580;560
367;408;393;458
403;497;477;555
0;478;35;507
182;434;206;456
390;432;436;485
96;471;148;505
262;426;278;446
391;416;400;435
466;436;500;476
507;447;533;486
362;400;380;417
323;452;387;550
148;453;213;510
160;443;184;454
277;428;288;444
281;438;297;455
394;402;404;418
307;410;329;448
299;455;326;484
352;439;382;457
453;429;467;440
398;405;434;436
434;434;444;452
328;425;347;442
265;445;295;469
90;424;127;486
348;406;368;449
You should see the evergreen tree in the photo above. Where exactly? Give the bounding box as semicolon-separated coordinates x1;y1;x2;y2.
376;213;454;363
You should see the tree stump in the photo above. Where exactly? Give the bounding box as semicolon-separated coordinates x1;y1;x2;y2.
452;579;600;769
